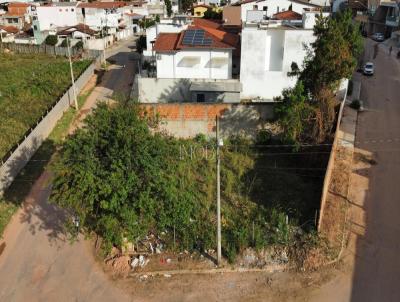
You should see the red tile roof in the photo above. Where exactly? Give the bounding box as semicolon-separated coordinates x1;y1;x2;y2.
153;33;180;52
8;2;30;8
192;19;239;48
154;26;235;52
272;10;302;20
78;1;127;9
0;25;19;34
57;24;99;36
192;18;223;30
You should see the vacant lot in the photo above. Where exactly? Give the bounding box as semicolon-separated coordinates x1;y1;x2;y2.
0;53;91;160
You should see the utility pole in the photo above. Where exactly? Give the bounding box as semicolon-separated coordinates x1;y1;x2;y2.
216;116;222;265
67;37;78;110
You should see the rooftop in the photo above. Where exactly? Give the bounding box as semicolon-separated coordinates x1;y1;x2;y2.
78;1;127;9
272;10;302;20
7;2;30;8
57;24;99;36
0;25;19;33
153;26;235;52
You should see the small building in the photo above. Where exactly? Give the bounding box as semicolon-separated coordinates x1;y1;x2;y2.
34;2;79;31
240;11;328;101
234;0;321;23
57;23;100;40
0;25;18;42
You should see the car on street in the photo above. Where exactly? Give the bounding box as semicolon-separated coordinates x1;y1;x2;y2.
371;33;385;42
363;62;374;76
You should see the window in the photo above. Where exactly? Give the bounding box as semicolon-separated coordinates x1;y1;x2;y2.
33;25;37;30
59;9;62;12
253;5;258;10
71;8;74;12
277;6;279;13
263;6;268;11
196;93;205;103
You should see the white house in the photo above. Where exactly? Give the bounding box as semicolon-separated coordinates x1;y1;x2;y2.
35;2;78;31
240;11;328;101
237;0;321;23
154;28;234;79
143;17;191;57
77;2;127;33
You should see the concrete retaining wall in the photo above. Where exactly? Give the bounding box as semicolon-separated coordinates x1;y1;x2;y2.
0;61;96;195
138;77;241;103
142;103;274;138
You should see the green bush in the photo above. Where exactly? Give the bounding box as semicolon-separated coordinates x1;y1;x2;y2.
350;99;361;110
74;41;84;50
44;35;58;46
60;39;68;47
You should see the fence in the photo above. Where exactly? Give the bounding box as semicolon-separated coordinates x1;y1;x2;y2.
0;61;97;195
0;42;101;59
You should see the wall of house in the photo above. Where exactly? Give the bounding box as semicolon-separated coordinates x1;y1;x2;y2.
156;49;232;80
140;103;274;138
240;27;314;100
36;5;78;30
137;77;241;103
241;0;314;22
80;8;122;29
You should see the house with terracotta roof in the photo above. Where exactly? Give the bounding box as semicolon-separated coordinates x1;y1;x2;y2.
0;2;34;30
137;25;241;103
240;10;329;101
235;0;321;23
0;25;18;42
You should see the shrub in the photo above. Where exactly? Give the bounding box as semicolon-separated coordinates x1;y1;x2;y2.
44;35;58;46
74;41;84;50
60;39;68;47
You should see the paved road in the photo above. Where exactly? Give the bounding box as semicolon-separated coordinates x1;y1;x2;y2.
0;39;138;302
308;39;400;302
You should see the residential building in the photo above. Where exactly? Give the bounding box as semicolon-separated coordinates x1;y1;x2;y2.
154;28;234;80
77;2;127;34
368;1;400;36
34;2;78;31
138;23;241;103
235;0;321;23
240;10;328;101
0;25;18;42
0;2;33;30
57;23;100;40
143;17;191;57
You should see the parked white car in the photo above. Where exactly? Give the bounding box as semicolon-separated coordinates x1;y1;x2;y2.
363;62;374;76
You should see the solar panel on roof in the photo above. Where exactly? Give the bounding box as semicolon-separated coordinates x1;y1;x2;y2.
182;29;212;47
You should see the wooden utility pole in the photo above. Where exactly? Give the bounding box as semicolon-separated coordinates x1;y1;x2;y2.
67;37;78;110
216;116;222;265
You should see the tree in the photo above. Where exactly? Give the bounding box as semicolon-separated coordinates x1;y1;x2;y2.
165;0;172;17
203;8;222;20
299;10;363;96
277;10;363;144
44;35;58;46
50;103;202;251
181;0;195;12
60;39;68;47
74;40;84;50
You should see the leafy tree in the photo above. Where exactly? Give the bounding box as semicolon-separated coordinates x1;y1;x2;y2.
181;0;195;12
74;40;84;50
299;10;363;96
165;0;172;17
278;10;362;144
50;103;203;251
44;35;58;46
203;8;222;20
60;39;68;47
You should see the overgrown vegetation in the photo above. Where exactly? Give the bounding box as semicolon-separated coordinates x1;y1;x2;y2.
203;8;223;20
275;10;363;144
44;35;58;46
50;103;328;262
0;89;93;237
0;53;91;160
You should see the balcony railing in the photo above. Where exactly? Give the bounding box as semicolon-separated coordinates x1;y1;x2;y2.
386;15;399;26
